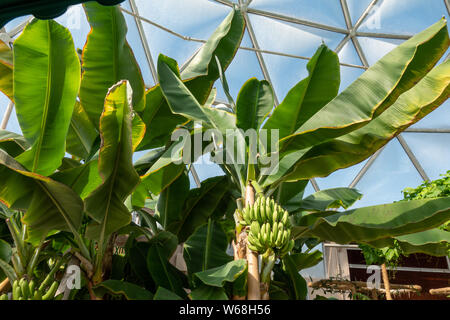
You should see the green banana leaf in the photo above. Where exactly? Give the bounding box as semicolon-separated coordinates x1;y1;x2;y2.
66;101;98;159
281;255;308;300
137;8;244;150
0;130;29;157
263;44;340;141
193;259;247;287
285;59;450;181
296;197;450;244
14;19;80;176
84;81;140;253
154;171;190;232
0;258;16;283
176;176;231;243
51;160;102;199
158;54;211;124
146;244;187;299
94;279;153;300
80;2;145;128
190;285;228;300
281;19;449;152
140;129;205;196
183;220;233;275
0;40;13;101
133;147;165;174
153;286;183;300
300;188;363;211
236;78;274;131
0;150;84;251
289;250;323;271
368;229;450;256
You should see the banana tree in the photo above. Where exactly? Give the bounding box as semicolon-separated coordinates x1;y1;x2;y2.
154;18;450;300
0;3;246;299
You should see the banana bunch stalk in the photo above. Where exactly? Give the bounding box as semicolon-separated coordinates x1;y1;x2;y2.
238;196;294;258
0;277;59;300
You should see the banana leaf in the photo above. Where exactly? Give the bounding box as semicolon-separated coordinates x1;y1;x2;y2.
14;19;80;176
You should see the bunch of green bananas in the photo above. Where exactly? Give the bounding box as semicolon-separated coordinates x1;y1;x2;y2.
238;196;294;256
0;277;59;300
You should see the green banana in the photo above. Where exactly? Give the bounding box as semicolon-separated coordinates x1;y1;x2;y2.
5;277;60;300
42;281;59;300
242;196;294;257
19;278;30;299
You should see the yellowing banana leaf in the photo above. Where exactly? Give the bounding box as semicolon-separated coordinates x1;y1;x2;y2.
80;2;145;128
137;8;244;150
84;81;140;253
0;40;13;101
14;19;80;176
236;78;274;131
297;197;450;244
0;150;85;253
264;44;340;141
284;58;450;181
281;19;449;152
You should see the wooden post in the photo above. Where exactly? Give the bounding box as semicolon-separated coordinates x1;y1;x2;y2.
381;264;392;300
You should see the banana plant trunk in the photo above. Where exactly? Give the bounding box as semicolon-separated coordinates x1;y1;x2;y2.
381;263;392;300
245;184;261;300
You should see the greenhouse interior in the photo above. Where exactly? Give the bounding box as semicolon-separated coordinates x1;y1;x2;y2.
0;0;449;303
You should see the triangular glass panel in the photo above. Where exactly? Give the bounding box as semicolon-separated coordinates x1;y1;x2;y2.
249;0;347;29
122;11;155;87
262;53;309;102
353;138;423;208
248;13;346;58
339;65;364;93
134;0;230;40
338;40;363;66
402;132;450;181
0;92;8;122
192;153;226;183
54;5;90;52
214;30;264;103
140;19;202;71
357;0;448;35
303;181;318;198
316;159;368;191
346;0;373;27
4;15;31;34
5;106;21;134
356;36;404;66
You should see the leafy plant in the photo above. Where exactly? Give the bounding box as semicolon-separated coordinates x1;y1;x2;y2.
0;2;449;301
154;17;450;299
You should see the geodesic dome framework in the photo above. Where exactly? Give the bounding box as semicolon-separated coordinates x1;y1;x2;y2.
1;0;449;282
